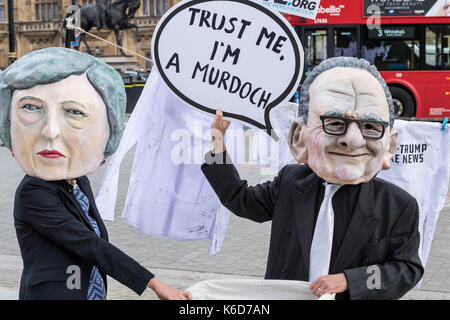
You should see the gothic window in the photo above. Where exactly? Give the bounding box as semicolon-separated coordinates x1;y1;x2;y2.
35;3;40;20
156;0;161;15
143;0;169;16
142;0;148;15
150;0;154;16
0;0;5;22
35;1;59;21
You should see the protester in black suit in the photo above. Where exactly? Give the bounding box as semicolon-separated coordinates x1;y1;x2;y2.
202;57;423;300
0;48;191;300
14;175;156;299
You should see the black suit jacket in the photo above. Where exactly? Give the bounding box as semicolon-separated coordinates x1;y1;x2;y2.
202;153;424;300
14;175;153;300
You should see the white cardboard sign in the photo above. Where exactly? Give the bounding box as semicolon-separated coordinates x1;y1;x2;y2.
152;0;303;139
254;0;322;19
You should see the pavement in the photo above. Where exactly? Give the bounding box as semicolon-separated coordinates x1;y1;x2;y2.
0;141;449;300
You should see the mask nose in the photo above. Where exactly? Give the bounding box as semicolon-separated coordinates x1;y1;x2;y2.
338;122;365;149
41;110;61;140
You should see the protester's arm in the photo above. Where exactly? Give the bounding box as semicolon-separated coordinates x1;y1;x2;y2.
18;180;190;300
201;109;284;222
343;198;424;300
202;150;285;223
147;277;192;300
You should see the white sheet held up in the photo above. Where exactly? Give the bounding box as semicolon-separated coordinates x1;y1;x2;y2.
95;69;240;255
378;120;450;271
187;279;335;300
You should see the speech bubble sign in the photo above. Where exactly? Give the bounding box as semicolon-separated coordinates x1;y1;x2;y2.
152;0;303;140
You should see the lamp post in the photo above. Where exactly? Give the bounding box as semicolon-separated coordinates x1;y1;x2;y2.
7;0;16;64
65;0;77;48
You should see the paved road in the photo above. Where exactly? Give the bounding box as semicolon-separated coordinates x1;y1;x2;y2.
0;144;449;300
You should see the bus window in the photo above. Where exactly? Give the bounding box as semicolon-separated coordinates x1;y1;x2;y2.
304;29;327;74
334;28;357;58
425;25;450;70
362;25;421;71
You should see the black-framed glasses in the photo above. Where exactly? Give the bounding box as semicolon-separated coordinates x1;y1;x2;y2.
319;115;389;140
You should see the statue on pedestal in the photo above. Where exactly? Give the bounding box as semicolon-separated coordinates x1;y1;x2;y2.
65;0;141;56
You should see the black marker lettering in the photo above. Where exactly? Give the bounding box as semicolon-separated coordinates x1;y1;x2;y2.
200;10;211;28
272;36;287;54
210;41;219;61
239;82;252;99
224;17;238;34
237;19;252;39
165;53;180;73
212;13;226;30
188;8;201;25
208;67;220;85
223;46;241;65
192;61;209;82
218;71;231;90
258;91;272;109
256;27;276;49
229;76;241;94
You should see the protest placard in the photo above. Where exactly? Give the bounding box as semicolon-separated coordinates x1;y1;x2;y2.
152;0;304;139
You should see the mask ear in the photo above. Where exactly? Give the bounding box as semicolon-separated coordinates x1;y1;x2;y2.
288;118;308;164
382;127;398;170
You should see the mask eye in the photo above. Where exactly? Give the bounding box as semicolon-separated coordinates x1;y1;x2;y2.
361;121;384;138
362;122;382;132
329;120;344;127
22;104;41;112
324;118;346;133
66;109;86;117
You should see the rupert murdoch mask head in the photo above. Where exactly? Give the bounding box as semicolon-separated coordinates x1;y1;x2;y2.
288;57;398;185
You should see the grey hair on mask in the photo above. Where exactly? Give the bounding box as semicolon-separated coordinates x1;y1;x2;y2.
298;57;395;127
0;47;126;157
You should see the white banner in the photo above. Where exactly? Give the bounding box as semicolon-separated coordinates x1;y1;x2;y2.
377;120;450;276
254;0;322;19
187;279;334;300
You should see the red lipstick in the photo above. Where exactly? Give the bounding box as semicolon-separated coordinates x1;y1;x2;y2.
37;150;65;159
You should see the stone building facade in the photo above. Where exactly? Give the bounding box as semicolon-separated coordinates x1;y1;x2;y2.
0;0;180;69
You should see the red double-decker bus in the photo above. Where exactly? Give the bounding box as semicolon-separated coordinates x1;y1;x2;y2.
286;0;450;119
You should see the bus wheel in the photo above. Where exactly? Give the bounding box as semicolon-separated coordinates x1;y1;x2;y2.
388;87;416;117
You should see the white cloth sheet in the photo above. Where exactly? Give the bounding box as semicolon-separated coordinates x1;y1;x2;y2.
95;69;241;254
378;120;450;276
187;279;335;300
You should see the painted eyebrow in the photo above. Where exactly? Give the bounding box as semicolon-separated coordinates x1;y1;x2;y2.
18;96;44;104
323;109;345;117
61;100;88;110
362;113;386;122
323;110;387;122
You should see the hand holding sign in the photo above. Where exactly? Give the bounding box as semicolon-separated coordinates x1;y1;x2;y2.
152;0;303;140
211;109;231;154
